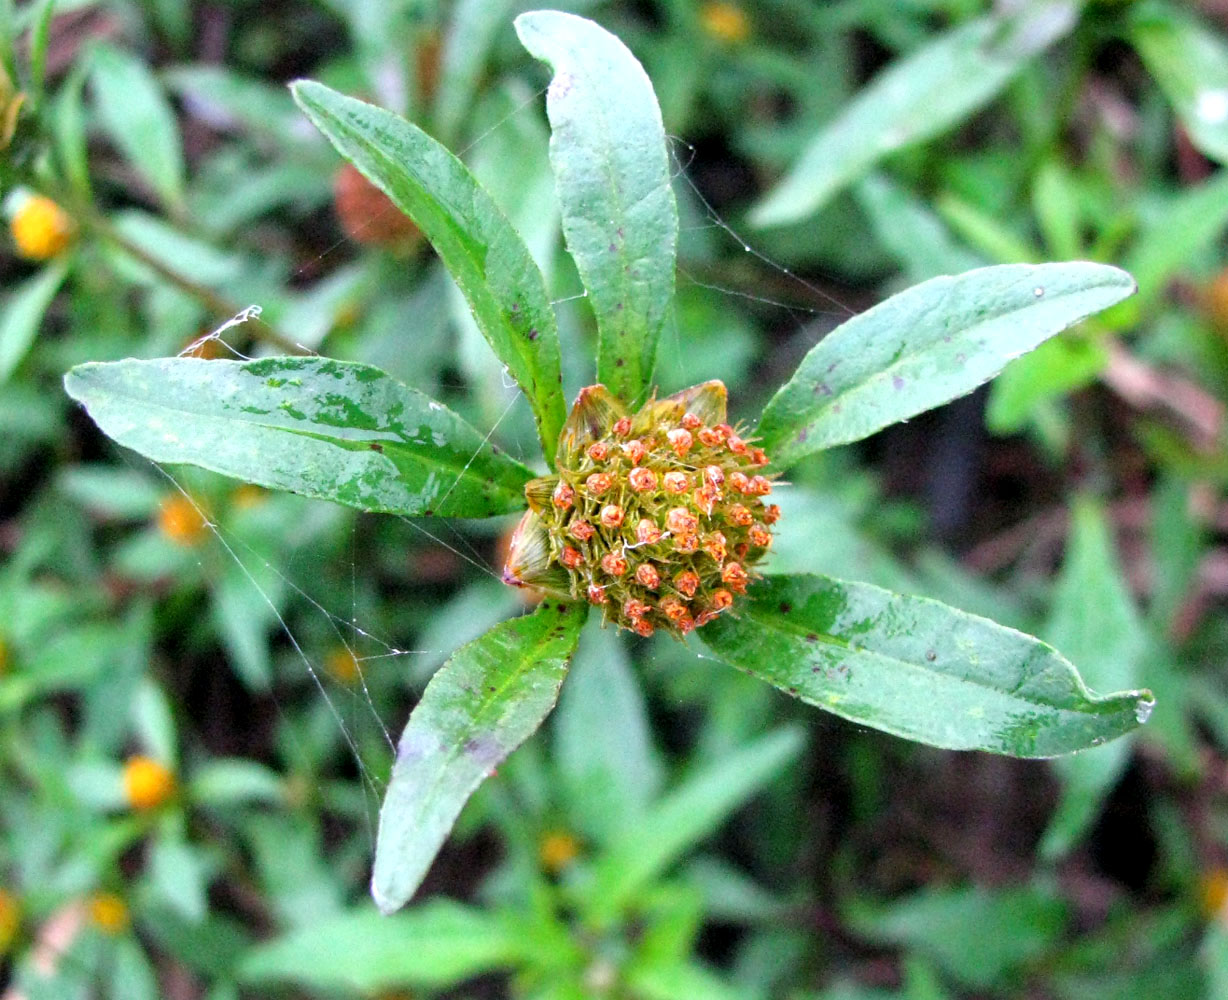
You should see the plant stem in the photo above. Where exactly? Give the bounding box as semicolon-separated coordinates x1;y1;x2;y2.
68;198;309;356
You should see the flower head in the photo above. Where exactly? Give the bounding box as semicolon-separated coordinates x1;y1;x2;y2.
503;381;777;639
122;755;176;811
10;194;74;260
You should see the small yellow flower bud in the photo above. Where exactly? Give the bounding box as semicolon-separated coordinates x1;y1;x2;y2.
0;889;19;957
539;830;581;873
324;647;360;684
700;1;751;44
122;756;176;811
10;194;74;260
88;892;130;934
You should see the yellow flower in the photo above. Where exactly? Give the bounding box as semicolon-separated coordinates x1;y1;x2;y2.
122;755;176;811
10;194;75;260
88;892;129;934
700;1;750;44
538;830;581;874
324;647;361;685
156;494;209;546
0;889;19;956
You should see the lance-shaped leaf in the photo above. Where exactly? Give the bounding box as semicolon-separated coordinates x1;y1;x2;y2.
372;601;586;913
750;5;1076;227
1131;4;1228;167
756;262;1136;469
516;10;678;403
63;357;532;518
241;902;525;991
290;80;567;467
701;574;1153;758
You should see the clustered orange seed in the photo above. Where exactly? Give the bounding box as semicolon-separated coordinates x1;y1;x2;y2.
503;381;777;639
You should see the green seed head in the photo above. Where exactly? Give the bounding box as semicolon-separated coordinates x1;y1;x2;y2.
503;381;780;639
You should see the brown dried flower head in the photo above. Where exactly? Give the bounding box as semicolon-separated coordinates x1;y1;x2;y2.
502;380;777;639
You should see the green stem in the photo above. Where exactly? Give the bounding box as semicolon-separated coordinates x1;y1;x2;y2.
64;195;309;356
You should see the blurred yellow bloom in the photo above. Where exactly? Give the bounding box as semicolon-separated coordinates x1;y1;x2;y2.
156;493;209;546
700;1;750;44
122;755;177;811
538;830;581;873
324;647;361;685
1201;866;1228;920
88;892;129;934
0;889;19;956
231;483;268;509
11;194;75;260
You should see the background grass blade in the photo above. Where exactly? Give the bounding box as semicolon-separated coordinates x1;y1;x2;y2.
750;5;1076;228
291;80;567;466
371;601;586;914
516;10;678;403
64;357;533;518
756;262;1136;468
701;573;1153;758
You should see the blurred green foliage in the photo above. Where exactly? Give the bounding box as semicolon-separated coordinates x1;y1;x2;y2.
2;0;1228;997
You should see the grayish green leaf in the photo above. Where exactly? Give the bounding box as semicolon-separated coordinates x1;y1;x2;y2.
516;10;678;402
702;573;1153;758
64;357;533;518
291;80;567;466
372;601;586;913
756;263;1136;468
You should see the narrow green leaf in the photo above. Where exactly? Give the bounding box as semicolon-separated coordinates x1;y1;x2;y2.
516;10;678;402
63;357;533;518
1039;498;1145;860
985;334;1109;435
751;7;1075;227
848;885;1067;989
240;902;524;991
587;727;802;924
0;259;67;382
1132;3;1228;166
756;262;1136;468
701;574;1153;758
434;0;514;145
553;619;662;842
89;43;185;212
290;80;566;466
854;174;983;284
372;601;586;913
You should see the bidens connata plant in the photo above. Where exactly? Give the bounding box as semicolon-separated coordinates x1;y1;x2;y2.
63;10;1153;914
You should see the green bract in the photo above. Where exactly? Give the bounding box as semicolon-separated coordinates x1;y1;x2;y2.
62;8;1154;915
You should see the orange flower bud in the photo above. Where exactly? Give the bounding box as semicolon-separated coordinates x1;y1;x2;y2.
763;503;781;524
585;472;614;496
674;570;700;598
729;471;750;494
673;533;699;554
587;583;608;604
698;427;724;447
632;617;655;638
623;439;647;464
600;551;628;576
553;481;575;509
612;416;632;437
726;503;753;527
704;465;725;489
666;507;698;535
722;562;749;593
663;471;691;493
624;598;652;619
587;441;610;461
561;546;584;569
681;412;702;430
636;519;662;545
667;428;693;457
748;475;772;496
726;433;748;455
570;519;595;541
749;523;772;548
600;504;625;528
635;563;661;589
629;466;657;491
703;531;727;563
711;589;734;611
